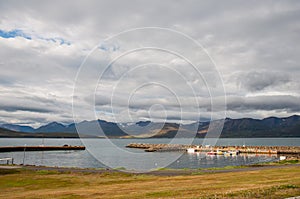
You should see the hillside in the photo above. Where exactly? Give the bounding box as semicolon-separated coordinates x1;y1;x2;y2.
150;115;300;138
0;124;35;133
0;127;81;138
0;115;299;138
205;115;300;138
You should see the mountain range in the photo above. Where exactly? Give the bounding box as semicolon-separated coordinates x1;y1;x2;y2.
0;115;300;138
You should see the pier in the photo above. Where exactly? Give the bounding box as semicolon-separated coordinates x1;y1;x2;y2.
0;145;85;152
0;157;14;164
126;143;300;155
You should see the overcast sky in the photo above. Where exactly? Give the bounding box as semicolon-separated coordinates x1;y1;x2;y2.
0;0;299;127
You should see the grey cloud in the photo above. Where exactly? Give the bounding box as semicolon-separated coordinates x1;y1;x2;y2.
226;95;300;112
114;94;300;122
0;94;66;114
0;105;53;113
0;1;300;125
238;71;290;91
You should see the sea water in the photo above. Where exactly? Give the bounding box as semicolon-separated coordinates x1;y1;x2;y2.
0;138;298;170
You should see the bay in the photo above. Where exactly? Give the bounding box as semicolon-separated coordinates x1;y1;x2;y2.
0;138;298;171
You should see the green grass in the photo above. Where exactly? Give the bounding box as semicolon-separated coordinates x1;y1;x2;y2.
156;167;169;171
0;165;299;198
113;167;127;170
0;168;20;175
204;165;248;170
35;170;60;175
254;159;299;166
278;159;299;164
1;175;75;189
219;184;299;198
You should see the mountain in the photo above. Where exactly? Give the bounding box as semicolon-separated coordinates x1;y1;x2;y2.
73;120;128;137
218;115;300;138
150;123;195;138
1;115;300;138
0;124;35;133
0;127;29;137
136;121;151;127
33;120;128;137
144;115;300;138
0;127;81;138
35;122;67;133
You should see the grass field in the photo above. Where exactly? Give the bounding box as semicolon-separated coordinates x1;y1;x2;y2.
0;165;300;199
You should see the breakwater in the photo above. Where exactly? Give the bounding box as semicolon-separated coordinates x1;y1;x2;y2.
126;143;300;155
0;145;85;152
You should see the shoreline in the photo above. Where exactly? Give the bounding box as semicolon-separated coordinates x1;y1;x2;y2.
1;159;299;176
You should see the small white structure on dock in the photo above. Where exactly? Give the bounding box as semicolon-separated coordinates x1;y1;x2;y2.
279;156;286;161
187;148;195;153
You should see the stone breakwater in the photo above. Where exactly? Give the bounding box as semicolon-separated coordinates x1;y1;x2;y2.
126;143;194;152
126;143;300;155
0;145;86;152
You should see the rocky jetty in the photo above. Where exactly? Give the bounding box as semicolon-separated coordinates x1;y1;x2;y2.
0;145;85;152
126;143;195;152
126;143;300;155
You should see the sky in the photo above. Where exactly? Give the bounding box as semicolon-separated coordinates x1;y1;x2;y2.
0;0;300;127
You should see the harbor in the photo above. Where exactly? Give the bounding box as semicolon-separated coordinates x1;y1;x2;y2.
126;143;300;156
0;138;298;169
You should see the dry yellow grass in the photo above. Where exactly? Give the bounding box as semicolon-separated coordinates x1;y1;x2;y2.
0;166;299;199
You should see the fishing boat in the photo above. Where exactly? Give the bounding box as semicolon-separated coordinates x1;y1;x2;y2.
206;151;216;155
224;150;240;156
187;148;195;153
207;150;224;156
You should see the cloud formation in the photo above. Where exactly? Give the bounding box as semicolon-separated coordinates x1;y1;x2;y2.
237;71;290;91
0;1;299;126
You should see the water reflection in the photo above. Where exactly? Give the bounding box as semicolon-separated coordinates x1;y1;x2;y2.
168;152;278;169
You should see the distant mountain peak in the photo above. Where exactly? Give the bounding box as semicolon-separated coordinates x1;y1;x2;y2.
0;123;35;133
286;115;300;119
136;121;151;127
47;121;64;126
35;121;66;133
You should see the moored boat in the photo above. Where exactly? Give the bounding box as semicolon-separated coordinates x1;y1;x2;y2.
187;148;195;153
207;151;216;155
224;150;240;156
207;150;224;156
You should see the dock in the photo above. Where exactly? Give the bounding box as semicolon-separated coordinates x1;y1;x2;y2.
126;143;300;155
0;145;86;152
0;157;14;164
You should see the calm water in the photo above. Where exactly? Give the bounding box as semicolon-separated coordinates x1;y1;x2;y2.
0;138;299;171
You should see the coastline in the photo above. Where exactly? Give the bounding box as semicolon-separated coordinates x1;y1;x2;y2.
1;158;299;175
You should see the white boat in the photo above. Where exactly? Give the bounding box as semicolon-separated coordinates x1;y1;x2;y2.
224;150;240;156
207;150;224;156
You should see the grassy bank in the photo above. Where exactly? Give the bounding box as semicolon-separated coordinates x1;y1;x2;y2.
0;166;299;199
